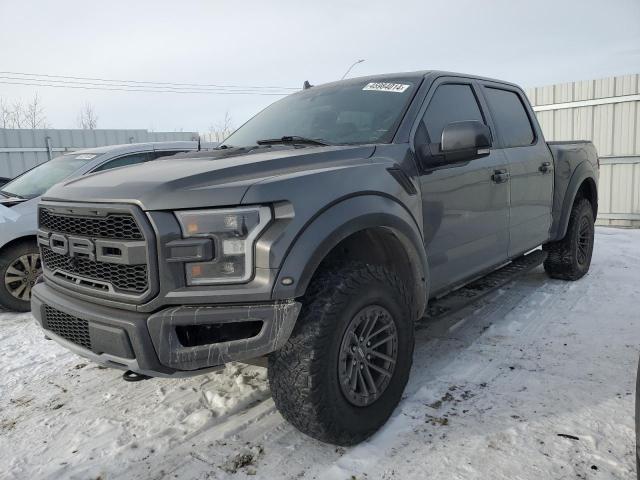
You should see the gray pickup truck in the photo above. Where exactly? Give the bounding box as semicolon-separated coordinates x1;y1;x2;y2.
31;71;598;445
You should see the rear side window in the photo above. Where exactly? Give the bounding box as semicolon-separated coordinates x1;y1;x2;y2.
92;152;150;172
484;88;535;148
422;84;484;144
153;150;188;159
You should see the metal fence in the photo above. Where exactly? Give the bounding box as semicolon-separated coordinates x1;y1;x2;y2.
0;128;198;179
526;74;640;227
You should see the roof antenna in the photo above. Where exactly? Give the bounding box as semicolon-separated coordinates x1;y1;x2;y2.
303;80;313;90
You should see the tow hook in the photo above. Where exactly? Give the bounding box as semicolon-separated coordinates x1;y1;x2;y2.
122;370;151;382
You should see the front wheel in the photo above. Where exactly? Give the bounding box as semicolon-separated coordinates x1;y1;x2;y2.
268;263;415;445
543;197;595;281
0;240;41;312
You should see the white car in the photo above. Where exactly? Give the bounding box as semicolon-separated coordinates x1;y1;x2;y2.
0;141;198;311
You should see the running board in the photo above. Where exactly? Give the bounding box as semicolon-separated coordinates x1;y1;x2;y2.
423;249;547;321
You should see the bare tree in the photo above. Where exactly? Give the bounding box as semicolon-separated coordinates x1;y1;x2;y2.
10;100;24;128
24;93;48;129
77;102;98;129
0;97;11;128
208;111;234;143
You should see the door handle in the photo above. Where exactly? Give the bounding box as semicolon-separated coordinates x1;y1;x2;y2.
539;161;552;174
491;169;510;184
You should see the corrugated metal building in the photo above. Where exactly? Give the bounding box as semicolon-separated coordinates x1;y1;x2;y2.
0;129;198;178
525;74;640;227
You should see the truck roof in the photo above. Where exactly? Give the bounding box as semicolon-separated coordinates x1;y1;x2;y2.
317;70;520;90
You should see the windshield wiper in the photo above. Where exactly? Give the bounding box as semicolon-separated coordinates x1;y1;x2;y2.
256;136;331;146
0;189;23;199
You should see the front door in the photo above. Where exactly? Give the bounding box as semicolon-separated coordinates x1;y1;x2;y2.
416;81;510;295
480;85;553;257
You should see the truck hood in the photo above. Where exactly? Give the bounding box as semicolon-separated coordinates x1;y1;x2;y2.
42;145;376;210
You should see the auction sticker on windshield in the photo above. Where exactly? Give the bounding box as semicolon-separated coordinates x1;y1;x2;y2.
363;82;411;93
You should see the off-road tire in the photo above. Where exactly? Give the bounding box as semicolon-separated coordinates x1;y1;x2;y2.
0;240;41;312
268;263;415;446
543;198;594;281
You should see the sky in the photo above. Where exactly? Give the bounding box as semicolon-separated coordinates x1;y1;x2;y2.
1;0;639;133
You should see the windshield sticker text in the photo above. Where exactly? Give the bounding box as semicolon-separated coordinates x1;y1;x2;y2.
363;83;410;93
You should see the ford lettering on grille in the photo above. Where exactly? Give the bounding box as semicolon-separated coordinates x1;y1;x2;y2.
38;232;147;265
37;207;150;298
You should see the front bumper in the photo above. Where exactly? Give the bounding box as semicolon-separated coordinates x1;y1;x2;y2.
31;282;301;377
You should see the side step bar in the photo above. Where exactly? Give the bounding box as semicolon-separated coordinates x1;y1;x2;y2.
423;249;548;321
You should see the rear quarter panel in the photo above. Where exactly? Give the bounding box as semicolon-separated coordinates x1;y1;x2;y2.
548;141;599;241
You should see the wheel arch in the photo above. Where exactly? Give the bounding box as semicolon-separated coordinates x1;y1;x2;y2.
550;162;598;241
577;176;598;218
0;234;37;256
272;195;429;318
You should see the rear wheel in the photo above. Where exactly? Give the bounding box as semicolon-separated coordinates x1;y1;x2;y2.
0;241;41;312
543;198;594;281
268;263;415;445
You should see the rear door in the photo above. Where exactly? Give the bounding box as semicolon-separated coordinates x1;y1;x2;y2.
480;84;553;257
415;79;510;294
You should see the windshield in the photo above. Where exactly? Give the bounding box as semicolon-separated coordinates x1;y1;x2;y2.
0;153;97;199
222;78;418;148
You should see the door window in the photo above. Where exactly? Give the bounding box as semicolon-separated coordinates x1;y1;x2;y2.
422;84;485;144
153;150;188;159
483;88;535;147
92;152;150;172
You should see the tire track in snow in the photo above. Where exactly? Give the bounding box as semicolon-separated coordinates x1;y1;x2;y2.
319;232;639;479
2;229;639;479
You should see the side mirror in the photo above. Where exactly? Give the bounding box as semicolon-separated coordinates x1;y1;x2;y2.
416;120;492;170
441;120;492;154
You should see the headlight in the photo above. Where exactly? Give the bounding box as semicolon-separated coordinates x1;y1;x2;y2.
175;206;271;285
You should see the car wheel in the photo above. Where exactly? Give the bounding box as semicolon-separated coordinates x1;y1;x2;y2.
543;197;595;281
0;241;41;312
268;263;415;445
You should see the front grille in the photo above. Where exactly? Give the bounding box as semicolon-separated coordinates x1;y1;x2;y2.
43;305;91;350
38;205;153;300
39;209;143;240
41;247;148;293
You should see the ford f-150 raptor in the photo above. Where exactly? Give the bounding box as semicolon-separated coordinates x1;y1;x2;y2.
31;71;599;445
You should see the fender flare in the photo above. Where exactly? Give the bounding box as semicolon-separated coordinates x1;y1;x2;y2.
550;161;598;241
272;194;429;317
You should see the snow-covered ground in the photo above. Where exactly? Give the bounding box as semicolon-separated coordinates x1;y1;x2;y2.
1;227;639;480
